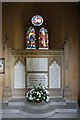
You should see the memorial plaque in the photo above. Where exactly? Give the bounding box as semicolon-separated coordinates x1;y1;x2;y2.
27;73;48;88
14;61;25;88
26;58;48;71
49;61;60;88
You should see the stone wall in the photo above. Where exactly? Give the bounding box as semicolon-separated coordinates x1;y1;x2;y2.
0;1;2;102
2;2;78;101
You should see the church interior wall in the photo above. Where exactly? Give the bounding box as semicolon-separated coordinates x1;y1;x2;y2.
0;1;2;102
78;3;80;105
1;2;79;101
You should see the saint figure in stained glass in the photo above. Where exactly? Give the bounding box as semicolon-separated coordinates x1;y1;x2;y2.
38;27;49;49
26;27;36;49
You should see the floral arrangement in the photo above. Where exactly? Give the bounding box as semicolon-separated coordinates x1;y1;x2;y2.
26;84;49;103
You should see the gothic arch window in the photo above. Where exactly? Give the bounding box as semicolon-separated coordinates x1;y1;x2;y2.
26;15;49;49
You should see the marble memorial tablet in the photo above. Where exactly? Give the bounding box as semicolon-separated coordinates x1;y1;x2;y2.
49;61;60;88
26;58;48;71
27;73;48;88
14;61;25;88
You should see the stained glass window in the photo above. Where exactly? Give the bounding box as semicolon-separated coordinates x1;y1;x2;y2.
31;15;43;26
38;27;49;49
26;27;36;49
26;15;49;49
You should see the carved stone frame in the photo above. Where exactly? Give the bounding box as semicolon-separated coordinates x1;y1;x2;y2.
10;49;64;97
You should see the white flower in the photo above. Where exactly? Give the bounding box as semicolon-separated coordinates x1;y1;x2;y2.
47;96;49;100
26;83;50;103
41;92;43;95
39;94;41;97
45;89;49;95
36;98;40;101
46;99;49;102
29;97;33;100
30;89;34;93
26;91;30;97
46;96;49;102
26;94;28;98
37;91;40;95
43;97;45;99
33;91;35;93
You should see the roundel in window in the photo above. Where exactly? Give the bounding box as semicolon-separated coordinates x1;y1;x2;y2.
31;15;43;26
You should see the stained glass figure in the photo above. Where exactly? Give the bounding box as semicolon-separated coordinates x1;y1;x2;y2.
26;27;36;49
38;27;49;49
31;15;43;26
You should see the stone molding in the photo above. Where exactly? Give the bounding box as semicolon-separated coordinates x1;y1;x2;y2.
11;49;64;57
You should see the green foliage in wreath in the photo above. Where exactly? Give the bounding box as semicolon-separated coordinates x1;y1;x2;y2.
26;83;49;103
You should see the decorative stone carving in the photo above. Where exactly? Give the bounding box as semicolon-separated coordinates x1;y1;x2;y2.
6;47;64;98
14;57;25;66
11;49;64;56
49;57;62;67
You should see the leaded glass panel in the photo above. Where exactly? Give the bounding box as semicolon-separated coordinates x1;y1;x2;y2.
26;27;36;49
38;27;49;49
